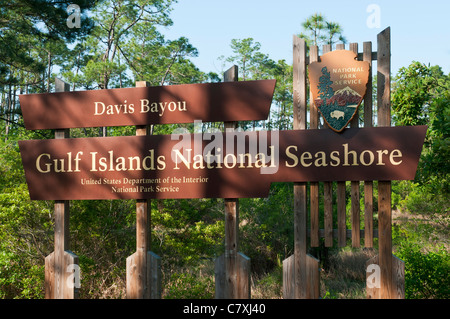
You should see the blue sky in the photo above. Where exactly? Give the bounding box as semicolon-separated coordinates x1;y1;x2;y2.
162;0;450;76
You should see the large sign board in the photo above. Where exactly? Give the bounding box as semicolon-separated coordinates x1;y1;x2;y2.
19;80;276;129
19;126;427;200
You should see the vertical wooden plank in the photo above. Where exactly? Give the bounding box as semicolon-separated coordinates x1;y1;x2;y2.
363;42;373;127
364;181;374;247
323;182;333;247
293;36;307;131
127;80;153;299
306;254;320;299
224;65;239;299
294;183;307;299
351;182;360;247
336;43;345;50
322;44;333;248
337;181;347;247
293;36;308;299
363;41;374;248
215;65;250;299
44;252;54;299
282;255;295;299
52;78;75;299
366;254;380;299
309;184;319;248
148;251;162;299
366;254;405;299
237;253;251;299
309;45;320;249
309;46;319;130
63;251;79;299
378;181;392;298
393;255;405;299
225;198;239;299
335;43;348;248
349;43;361;248
377;27;393;299
377;28;391;127
215;254;225;299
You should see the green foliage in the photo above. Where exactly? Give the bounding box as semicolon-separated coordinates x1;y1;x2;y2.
0;135;53;298
392;62;449;230
240;183;294;273
151;199;224;267
164;272;214;299
298;13;346;49
395;240;449;299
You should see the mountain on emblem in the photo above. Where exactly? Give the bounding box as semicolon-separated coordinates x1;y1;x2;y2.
309;50;370;132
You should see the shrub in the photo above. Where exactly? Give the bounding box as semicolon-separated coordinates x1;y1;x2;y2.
396;242;449;299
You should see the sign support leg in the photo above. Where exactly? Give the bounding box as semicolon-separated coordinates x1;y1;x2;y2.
215;66;250;299
126;81;161;299
45;78;79;299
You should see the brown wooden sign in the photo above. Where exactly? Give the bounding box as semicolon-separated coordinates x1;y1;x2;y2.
19;125;427;200
309;50;370;132
19;80;276;130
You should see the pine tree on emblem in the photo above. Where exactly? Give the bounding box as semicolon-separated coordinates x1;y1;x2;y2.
318;67;334;100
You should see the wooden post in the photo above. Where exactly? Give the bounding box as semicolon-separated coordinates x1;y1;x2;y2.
45;78;79;299
366;254;405;299
126;81;161;299
282;35;319;299
363;41;374;248
377;27;394;299
322;44;333;248
309;45;320;250
335;43;348;248
215;65;250;299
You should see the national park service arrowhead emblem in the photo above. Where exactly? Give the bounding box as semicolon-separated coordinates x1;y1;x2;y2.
309;50;370;132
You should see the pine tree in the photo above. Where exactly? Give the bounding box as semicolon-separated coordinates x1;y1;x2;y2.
318;67;334;99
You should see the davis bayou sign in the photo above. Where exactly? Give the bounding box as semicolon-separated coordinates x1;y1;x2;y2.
18;51;427;201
